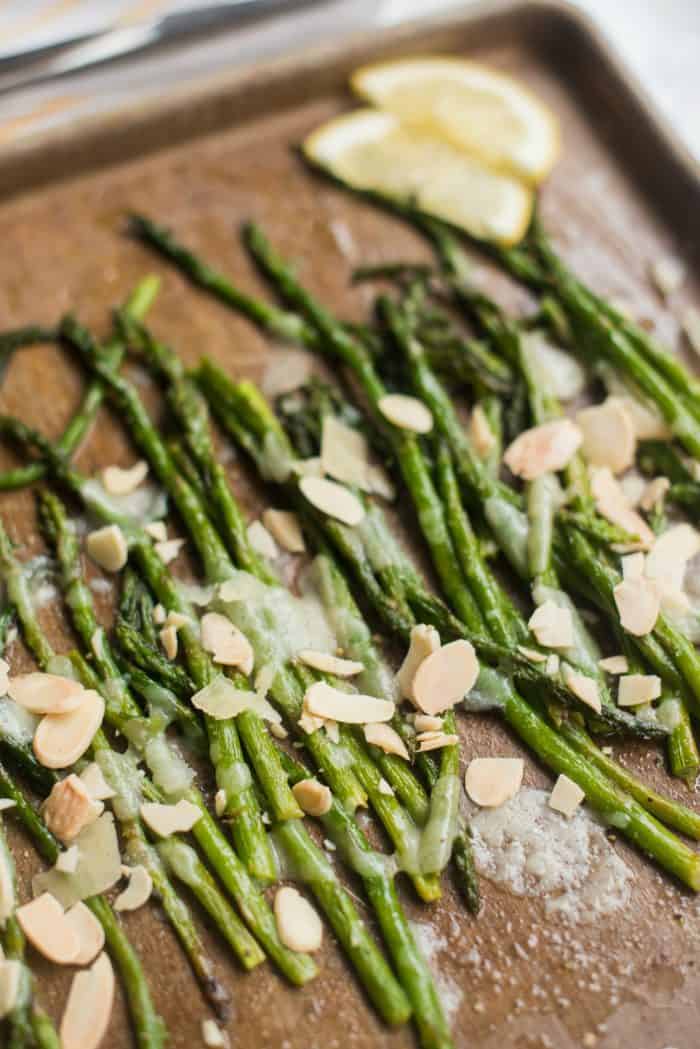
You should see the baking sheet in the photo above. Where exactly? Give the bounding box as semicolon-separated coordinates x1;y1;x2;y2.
0;3;699;1047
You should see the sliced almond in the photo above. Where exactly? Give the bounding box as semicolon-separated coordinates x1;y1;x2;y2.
152;603;166;625
639;476;670;512
469;404;496;459
114;865;153;912
378;393;433;434
527;600;573;649
17;893;80;964
0;658;9;695
618;673;661;707
60;952;115;1049
0;959;22;1020
140;800;201;837
154;537;186;565
294;456;324;478
321;415;371;488
144;521;168;543
298;710;327;736
548;774;585;818
412;639;479;716
366;463;396;501
0;840;14;922
545;653;560;676
165;611;191;630
7;672;85;715
503;419;582;480
160;624;178;661
576;398;636;475
0;799;15;813
364;722;409;759
598;655;629;675
64;901;105;965
646;523;700;592
298;650;363;678
201;613;255;675
683;306;700;356
464;757;523;808
262;509;306;554
562;666;601;713
215;789;227;817
202;1019;229;1049
397;623;441;703
304;681;394;724
613;576;660;636
414;714;444;732
292;778;332;817
621;552;645;580
273;886;323;953
43;774;103;843
378;777;394;795
417;732;459;752
33;690;104;770
650;255;685;298
517;646;547;663
56;846;80;874
86;525;128;573
247;520;279;560
299;476;365;527
590;467;654;550
101;460;148;496
79;762;115;801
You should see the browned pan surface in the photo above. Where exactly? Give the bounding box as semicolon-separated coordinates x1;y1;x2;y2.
0;3;699;1047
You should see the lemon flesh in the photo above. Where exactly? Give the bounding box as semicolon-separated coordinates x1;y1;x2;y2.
304;109;532;246
351;56;559;183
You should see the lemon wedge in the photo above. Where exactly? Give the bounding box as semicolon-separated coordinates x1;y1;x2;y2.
303;109;533;246
351;56;559;183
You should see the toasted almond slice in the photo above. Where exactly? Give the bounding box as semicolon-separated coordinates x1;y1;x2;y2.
304;681;394;724
598;655;629;675
0;658;9;695
414;714;444;732
269;721;288;740
247;520;279;559
412;639;479;715
165;612;191;630
298;650;363;678
378;393;433;434
293;456;324;478
646;523;700;592
292;778;332;817
527;600;573;649
299;476;365;527
7;672;85;715
366;463;396;501
576;398;636;475
618;673;661;707
650;256;685;298
140;800;201;838
397;623;441;702
562;666;601;713
548;774;585;818
464;757;523;808
200;613;255;674
321;415;371;488
101;460;148;496
0;838;14;922
324;720;340;744
56;846;80;874
144;521;168;543
64;901;105;965
60;952;115;1049
33;690;104;770
545;653;560;676
613;576;660;636
0;959;22;1020
43;774;103;843
590;467;654;549
154;537;186;565
152;603;166;625
274;887;323;953
417;733;459;752
262;509;306;554
298;710;327;736
214;789;227;817
114;865;153;912
86;525;128;573
621;552;645;580
639;476;670;512
503;419;581;480
469;404;496;459
160;624;178;661
202;1019;229;1049
364;722;409;759
17;893;80;964
517;646;547;663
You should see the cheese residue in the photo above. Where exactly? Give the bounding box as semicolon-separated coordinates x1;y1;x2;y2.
470;788;632;923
